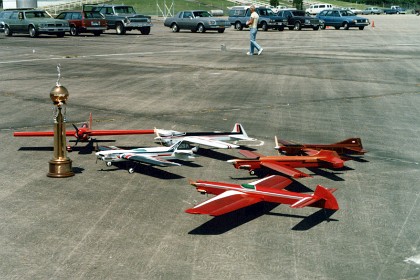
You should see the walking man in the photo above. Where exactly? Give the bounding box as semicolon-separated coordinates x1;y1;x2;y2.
246;5;263;56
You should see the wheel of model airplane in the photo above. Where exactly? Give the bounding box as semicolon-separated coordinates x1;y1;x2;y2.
128;167;135;174
106;162;112;167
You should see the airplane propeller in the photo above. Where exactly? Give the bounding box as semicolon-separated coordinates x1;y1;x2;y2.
72;124;80;146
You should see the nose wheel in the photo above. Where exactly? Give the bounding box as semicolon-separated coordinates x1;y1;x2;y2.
106;161;112;167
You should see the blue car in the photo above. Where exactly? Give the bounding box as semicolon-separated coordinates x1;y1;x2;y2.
317;9;370;30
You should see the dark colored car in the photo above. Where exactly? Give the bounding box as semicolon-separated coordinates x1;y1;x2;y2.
277;9;321;30
228;6;286;31
56;10;107;36
2;9;70;37
317;9;370;30
85;4;152;35
163;10;231;33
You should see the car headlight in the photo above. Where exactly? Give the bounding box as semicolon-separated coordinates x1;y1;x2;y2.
39;23;46;28
305;19;310;24
269;19;275;23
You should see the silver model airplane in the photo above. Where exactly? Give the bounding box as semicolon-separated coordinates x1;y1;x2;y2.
96;140;197;173
154;123;262;149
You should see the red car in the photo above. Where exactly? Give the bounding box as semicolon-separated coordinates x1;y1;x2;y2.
56;10;107;36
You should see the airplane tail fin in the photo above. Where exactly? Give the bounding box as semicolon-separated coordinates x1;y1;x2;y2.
336;138;367;154
316;150;344;169
232;123;249;138
291;185;339;210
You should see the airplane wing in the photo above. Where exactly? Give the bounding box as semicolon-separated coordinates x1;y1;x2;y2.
252;175;293;190
238;149;265;158
260;162;311;178
122;155;181;167
183;136;239;149
87;129;154;136
302;148;321;156
185;190;262;216
14;131;75;137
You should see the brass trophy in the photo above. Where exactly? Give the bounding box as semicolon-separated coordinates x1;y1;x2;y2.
47;65;74;178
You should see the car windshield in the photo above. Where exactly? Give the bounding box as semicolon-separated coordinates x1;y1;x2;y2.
84;11;103;19
114;6;135;14
292;11;306;16
193;11;212;17
25;11;50;18
341;10;356;16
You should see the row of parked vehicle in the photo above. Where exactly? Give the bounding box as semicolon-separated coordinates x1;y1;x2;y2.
0;4;374;38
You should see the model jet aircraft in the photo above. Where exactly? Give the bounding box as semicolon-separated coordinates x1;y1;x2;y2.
154;123;261;149
14;113;154;149
228;149;345;178
96;140;197;173
275;136;367;156
185;175;339;216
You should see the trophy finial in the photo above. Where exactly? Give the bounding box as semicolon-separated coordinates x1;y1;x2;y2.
56;64;61;86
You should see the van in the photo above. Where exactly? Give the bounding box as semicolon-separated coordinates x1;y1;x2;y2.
305;3;333;15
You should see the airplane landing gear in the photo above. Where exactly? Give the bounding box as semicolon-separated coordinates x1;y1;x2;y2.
106;161;112;167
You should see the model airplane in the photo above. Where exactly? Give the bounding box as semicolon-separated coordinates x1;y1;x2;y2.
185;175;339;216
228;149;345;178
14;113;154;149
95;140;197;173
275;136;367;156
154;123;261;149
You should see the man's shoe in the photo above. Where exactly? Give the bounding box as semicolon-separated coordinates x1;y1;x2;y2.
258;48;264;55
247;52;253;56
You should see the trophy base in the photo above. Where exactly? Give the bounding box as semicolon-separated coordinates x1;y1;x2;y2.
47;158;74;178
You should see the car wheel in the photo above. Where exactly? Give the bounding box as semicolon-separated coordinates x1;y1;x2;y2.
140;26;150;35
261;21;268;31
288;26;293;30
116;22;126;35
218;28;225;33
321;23;326;30
235;21;243;31
4;25;13;37
278;26;284;31
70;25;78;36
359;26;365;30
343;22;349;30
313;26;320;30
93;31;102;36
293;21;301;31
197;24;206;33
171;23;179;32
29;25;38;38
334;26;340;30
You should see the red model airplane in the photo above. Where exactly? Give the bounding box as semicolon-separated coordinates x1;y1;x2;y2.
228;149;345;178
185;175;339;216
275;136;367;156
14;113;154;149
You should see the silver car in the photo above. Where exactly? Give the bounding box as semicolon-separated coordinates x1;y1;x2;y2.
164;10;231;33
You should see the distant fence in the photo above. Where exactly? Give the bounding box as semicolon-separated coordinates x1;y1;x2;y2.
42;0;109;15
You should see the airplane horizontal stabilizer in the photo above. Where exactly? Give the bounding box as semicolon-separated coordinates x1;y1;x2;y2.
185;190;262;216
290;185;339;210
183;136;239;149
316;150;345;168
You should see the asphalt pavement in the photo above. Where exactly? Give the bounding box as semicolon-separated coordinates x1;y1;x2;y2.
0;14;419;280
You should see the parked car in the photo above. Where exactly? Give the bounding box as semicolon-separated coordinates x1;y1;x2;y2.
383;6;406;14
277;9;321;30
317;9;370;30
347;7;363;15
164;10;231;33
0;11;13;33
56;10;107;36
305;3;333;15
228;6;287;31
85;4;152;35
361;7;382;15
415;9;420;16
2;9;70;37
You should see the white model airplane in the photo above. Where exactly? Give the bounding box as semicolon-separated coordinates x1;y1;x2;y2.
95;140;197;173
154;123;262;149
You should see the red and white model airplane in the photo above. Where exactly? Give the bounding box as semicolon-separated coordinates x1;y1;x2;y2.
13;113;154;149
275;136;367;156
185;175;339;216
154;123;262;149
228;149;345;178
